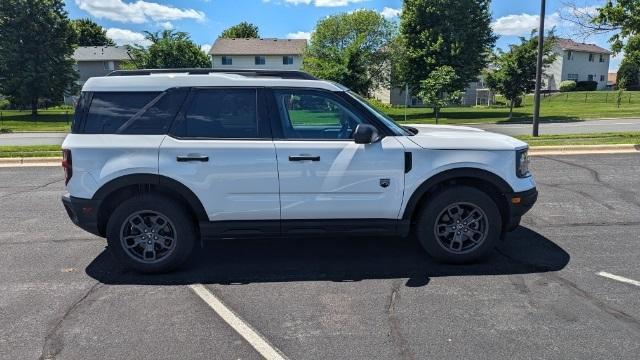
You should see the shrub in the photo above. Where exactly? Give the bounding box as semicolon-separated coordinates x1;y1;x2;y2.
366;97;394;111
575;80;598;91
0;128;13;133
559;80;577;92
512;96;523;107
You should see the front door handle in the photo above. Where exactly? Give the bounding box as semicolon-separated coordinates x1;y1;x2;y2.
177;154;209;162
289;155;320;162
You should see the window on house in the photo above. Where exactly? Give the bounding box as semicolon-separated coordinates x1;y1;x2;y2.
600;75;605;82
567;73;578;81
103;61;115;70
221;56;232;65
255;56;266;65
588;54;594;62
567;51;573;60
283;55;294;65
599;54;605;62
588;74;594;81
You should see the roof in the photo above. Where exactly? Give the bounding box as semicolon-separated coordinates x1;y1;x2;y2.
209;38;307;56
73;46;131;61
82;72;342;92
556;38;611;54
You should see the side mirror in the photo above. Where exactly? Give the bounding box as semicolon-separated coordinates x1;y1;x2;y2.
353;124;381;144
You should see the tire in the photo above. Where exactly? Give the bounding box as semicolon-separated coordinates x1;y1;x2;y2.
106;194;196;273
415;186;502;264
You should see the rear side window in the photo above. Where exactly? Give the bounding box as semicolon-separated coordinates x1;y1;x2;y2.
83;92;159;134
179;88;259;138
119;89;188;135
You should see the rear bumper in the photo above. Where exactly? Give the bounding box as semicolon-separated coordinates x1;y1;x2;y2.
505;187;538;231
61;194;102;237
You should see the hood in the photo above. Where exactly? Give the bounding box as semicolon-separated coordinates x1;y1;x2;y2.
407;125;527;151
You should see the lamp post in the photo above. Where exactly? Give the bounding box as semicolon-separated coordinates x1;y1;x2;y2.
532;0;546;137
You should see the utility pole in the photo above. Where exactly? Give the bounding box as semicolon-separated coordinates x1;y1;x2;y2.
532;0;546;137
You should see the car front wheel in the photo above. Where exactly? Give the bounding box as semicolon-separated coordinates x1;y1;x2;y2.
106;194;195;273
415;186;502;263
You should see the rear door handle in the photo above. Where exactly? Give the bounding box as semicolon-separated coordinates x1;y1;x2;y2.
177;154;209;162
289;155;320;162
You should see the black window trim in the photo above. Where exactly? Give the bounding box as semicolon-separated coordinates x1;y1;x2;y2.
168;86;271;141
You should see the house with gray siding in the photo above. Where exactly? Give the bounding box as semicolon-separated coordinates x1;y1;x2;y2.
208;38;306;70
545;38;611;90
66;46;131;104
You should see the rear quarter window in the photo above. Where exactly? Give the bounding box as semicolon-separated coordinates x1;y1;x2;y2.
83;92;160;134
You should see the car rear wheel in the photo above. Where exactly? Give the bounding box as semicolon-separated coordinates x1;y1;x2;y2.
415;186;502;263
106;194;195;273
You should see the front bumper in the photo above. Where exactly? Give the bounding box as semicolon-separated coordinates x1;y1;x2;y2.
505;187;538;231
61;194;102;237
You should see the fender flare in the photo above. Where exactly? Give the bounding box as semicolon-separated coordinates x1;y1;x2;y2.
402;167;513;220
93;174;208;221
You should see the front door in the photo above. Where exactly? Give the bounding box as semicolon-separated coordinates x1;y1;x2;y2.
159;88;280;222
270;89;406;221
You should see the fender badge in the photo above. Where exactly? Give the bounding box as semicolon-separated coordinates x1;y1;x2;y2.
380;179;390;188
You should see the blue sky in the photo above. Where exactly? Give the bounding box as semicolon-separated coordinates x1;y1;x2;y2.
64;0;622;70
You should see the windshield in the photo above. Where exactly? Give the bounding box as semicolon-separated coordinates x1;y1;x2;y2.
346;91;413;136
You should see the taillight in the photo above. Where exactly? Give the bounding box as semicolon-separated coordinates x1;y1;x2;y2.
62;149;72;185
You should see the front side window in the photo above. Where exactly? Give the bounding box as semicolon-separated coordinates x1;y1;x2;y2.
255;56;266;65
84;92;159;133
283;56;294;65
273;90;364;140
119;89;188;135
221;56;232;65
180;88;258;138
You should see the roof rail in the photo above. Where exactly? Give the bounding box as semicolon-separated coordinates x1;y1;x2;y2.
106;68;317;80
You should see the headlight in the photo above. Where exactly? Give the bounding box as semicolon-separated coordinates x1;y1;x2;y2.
516;148;531;178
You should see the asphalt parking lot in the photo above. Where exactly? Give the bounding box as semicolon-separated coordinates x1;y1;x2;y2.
1;154;639;360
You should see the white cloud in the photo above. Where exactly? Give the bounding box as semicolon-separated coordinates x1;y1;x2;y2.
491;12;560;37
75;0;205;24
200;44;212;54
380;7;401;19
106;28;152;46
158;21;174;30
287;31;311;40
284;0;366;7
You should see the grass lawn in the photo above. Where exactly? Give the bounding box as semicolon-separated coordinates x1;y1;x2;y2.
0;108;73;132
0;145;61;158
515;132;640;147
384;91;640;125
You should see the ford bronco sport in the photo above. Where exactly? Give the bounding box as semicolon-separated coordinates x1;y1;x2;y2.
61;69;537;273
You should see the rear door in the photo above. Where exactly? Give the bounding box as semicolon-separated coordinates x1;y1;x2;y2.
159;88;280;222
269;89;406;221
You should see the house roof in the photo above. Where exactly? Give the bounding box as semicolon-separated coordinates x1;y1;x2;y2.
209;38;307;56
73;46;131;61
556;38;611;54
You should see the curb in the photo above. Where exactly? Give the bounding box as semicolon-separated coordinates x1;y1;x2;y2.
0;157;61;167
528;144;639;155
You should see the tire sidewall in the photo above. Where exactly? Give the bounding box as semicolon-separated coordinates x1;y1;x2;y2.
416;186;502;263
106;194;195;273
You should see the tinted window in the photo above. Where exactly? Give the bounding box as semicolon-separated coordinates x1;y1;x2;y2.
120;89;187;135
182;89;258;138
84;92;159;134
273;90;363;139
71;92;90;133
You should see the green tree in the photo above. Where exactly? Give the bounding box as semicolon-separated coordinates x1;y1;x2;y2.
485;32;557;119
593;0;640;58
418;66;462;124
303;9;397;96
617;60;640;89
71;18;115;46
399;0;497;92
0;0;77;115
220;22;259;39
126;30;210;69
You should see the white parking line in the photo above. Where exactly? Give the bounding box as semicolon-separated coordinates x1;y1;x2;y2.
597;272;640;287
188;284;288;360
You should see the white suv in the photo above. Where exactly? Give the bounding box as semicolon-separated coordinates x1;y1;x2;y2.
61;69;537;273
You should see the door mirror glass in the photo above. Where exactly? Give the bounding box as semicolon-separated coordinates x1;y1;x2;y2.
353;124;380;144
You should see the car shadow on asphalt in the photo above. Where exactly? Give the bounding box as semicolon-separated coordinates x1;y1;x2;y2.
85;226;569;288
